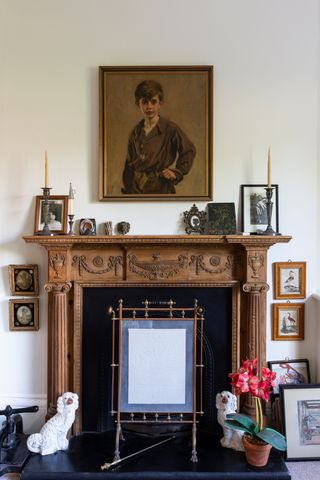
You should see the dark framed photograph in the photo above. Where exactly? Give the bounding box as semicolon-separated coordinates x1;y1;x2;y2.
9;298;39;331
272;303;305;341
280;384;320;460
8;264;39;296
99;66;213;201
274;261;306;299
34;195;68;234
268;359;310;395
241;184;279;234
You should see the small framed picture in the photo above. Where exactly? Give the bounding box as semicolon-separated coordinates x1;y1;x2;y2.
79;218;96;236
268;359;310;395
280;384;320;460
241;184;279;234
34;195;68;234
274;261;306;299
272;303;305;341
8;264;39;296
206;202;236;234
9;298;39;331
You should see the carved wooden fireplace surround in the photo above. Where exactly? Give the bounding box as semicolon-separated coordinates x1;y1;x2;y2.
24;234;290;434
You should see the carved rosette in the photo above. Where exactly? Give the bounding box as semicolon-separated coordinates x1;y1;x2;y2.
189;254;234;276
128;253;187;280
72;255;123;277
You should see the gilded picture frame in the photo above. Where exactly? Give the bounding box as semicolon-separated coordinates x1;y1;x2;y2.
34;195;68;235
99;66;213;201
8;264;39;296
274;261;306;299
9;298;39;331
272;303;305;341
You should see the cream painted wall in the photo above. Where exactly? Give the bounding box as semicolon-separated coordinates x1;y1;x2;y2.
0;0;319;431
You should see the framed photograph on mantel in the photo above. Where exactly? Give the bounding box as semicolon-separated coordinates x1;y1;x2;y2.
241;184;279;234
34;195;68;235
99;66;213;201
274;261;306;299
272;303;305;341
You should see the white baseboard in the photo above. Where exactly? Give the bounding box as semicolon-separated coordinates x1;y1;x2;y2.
0;393;47;434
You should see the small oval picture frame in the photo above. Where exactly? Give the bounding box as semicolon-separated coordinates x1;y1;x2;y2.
8;264;39;296
9;298;39;331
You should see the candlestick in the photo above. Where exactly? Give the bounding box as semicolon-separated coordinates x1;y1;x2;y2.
68;182;75;215
267;147;271;188
45;151;48;188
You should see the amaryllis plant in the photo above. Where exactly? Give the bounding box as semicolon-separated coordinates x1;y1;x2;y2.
224;358;287;451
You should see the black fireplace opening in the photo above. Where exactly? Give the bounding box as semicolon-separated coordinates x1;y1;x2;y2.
82;286;232;434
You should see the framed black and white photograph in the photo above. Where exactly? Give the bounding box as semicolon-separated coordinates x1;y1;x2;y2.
274;261;306;299
268;359;310;395
34;195;68;234
8;264;39;296
272;303;305;341
9;298;39;331
241;184;279;234
280;384;320;460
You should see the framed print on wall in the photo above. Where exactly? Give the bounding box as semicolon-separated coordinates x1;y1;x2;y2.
9;298;39;331
274;261;306;299
268;359;310;395
34;195;68;235
99;66;213;201
272;303;305;341
241;184;279;234
8;264;39;296
280;384;320;460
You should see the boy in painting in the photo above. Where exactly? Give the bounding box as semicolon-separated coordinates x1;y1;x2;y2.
122;80;196;194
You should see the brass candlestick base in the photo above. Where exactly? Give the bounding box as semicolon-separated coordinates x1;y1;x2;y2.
37;187;54;236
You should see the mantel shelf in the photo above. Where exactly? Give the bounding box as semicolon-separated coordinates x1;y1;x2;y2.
23;234;291;248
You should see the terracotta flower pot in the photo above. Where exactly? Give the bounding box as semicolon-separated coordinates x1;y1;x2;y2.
242;434;272;467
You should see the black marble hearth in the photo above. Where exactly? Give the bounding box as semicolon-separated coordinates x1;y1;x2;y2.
21;431;291;480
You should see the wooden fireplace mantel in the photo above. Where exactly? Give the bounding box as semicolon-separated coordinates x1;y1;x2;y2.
24;234;291;432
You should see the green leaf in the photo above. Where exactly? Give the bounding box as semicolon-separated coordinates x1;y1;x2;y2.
224;414;256;435
256;428;287;451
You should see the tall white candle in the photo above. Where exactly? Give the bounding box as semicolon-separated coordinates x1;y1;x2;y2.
267;147;271;188
45;151;48;188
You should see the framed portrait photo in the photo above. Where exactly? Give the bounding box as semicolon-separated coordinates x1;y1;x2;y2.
274;261;306;299
9;298;39;331
99;66;213;201
241;184;279;234
268;359;310;396
272;303;305;341
8;264;39;296
34;195;68;235
280;384;320;460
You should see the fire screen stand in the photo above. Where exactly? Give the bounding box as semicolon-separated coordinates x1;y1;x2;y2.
108;299;204;467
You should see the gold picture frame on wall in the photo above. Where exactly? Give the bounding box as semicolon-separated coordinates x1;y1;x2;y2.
99;65;213;201
272;303;305;341
274;261;306;299
9;298;39;331
8;264;39;296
